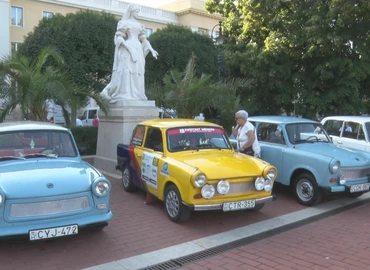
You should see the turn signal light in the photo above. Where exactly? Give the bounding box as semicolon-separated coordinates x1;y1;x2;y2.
194;194;202;199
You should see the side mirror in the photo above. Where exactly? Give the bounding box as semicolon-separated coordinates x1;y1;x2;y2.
78;146;87;155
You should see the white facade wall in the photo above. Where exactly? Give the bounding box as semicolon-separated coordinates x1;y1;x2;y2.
0;0;10;59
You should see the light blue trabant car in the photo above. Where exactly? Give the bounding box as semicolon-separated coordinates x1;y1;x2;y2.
247;116;370;206
0;121;112;240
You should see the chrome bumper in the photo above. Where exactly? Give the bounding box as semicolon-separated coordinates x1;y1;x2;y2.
189;194;276;211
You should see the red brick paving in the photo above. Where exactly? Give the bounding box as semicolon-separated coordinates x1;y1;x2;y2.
179;203;370;270
0;175;308;270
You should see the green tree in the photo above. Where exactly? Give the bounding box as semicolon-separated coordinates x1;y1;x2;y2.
146;24;219;85
148;53;251;130
0;47;109;125
18;10;118;93
206;0;370;117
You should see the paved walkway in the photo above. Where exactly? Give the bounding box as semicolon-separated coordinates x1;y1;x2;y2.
178;202;370;270
86;192;370;270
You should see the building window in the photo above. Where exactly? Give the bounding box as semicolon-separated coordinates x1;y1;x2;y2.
42;11;54;19
11;6;23;27
11;42;21;53
198;28;207;35
145;28;153;37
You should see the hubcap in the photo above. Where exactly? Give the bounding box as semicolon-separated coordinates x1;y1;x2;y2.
122;168;130;188
297;179;314;202
166;190;180;218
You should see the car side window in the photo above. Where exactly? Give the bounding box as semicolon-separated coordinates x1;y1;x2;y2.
144;128;163;152
257;123;285;144
323;120;342;136
131;125;146;146
358;126;366;141
88;110;96;120
342;122;359;139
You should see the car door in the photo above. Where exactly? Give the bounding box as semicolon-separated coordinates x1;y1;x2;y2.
322;119;343;145
255;123;287;183
339;122;367;151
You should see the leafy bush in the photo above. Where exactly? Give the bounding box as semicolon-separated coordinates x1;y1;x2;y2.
71;126;98;155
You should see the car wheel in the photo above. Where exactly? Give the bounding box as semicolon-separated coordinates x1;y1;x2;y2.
293;173;322;206
164;184;191;222
122;165;136;192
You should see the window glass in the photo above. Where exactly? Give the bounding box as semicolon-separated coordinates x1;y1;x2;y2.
257;123;285;144
88;110;96;119
145;28;153;37
11;42;21;53
42;11;54;18
11;6;23;27
323;120;343;136
286;123;330;144
341;122;359;139
358;125;366;141
144;128;163;152
131;125;145;146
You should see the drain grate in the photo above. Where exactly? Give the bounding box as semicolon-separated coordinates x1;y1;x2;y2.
139;199;370;270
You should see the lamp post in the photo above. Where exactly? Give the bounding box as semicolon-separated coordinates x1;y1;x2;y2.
211;21;225;82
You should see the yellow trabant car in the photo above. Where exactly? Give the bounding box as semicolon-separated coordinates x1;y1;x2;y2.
116;119;277;222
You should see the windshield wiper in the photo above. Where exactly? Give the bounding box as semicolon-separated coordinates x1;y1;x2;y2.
195;144;222;150
21;153;58;159
0;156;25;161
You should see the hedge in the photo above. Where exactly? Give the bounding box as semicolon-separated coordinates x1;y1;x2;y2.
71;126;98;155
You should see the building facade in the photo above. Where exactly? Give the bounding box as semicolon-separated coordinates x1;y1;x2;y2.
3;0;222;58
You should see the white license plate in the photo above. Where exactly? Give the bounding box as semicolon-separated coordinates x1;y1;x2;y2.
350;183;370;193
223;199;256;212
29;224;78;241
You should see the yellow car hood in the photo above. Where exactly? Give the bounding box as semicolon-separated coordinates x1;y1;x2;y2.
173;150;266;179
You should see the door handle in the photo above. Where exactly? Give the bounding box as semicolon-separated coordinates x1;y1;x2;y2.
337;141;343;144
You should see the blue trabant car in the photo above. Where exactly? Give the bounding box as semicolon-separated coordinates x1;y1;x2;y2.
0;121;112;240
247;116;370;206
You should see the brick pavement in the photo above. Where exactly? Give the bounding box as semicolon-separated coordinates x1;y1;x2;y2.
178;202;370;270
0;174;306;270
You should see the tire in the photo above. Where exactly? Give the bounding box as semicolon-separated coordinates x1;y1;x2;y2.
293;173;322;206
122;165;136;192
164;185;191;222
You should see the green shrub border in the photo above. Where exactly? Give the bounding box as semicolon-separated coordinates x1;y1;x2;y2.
71;126;98;155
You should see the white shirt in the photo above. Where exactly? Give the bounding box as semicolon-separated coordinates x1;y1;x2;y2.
237;121;261;154
76;118;83;126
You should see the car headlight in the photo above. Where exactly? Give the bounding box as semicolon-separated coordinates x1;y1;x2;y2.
193;173;207;188
264;167;277;180
0;193;3;206
217;180;230;194
92;178;111;197
255;177;265;191
264;179;273;192
329;160;340;174
339;171;346;185
201;185;215;199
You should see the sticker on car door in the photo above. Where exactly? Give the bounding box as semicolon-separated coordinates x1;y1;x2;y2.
141;152;158;188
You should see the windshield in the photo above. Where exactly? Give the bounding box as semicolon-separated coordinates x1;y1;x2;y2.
285;123;331;144
0;130;77;159
167;126;232;152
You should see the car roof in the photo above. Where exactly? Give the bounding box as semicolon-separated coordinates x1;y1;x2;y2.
322;116;370;124
140;119;221;129
0;121;69;132
248;115;318;125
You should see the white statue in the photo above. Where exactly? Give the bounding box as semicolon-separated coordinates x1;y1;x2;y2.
101;4;158;103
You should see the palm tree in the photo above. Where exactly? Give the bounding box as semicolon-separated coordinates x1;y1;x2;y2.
148;53;252;129
0;47;109;126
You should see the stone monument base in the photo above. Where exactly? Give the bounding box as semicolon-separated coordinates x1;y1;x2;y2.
94;100;158;175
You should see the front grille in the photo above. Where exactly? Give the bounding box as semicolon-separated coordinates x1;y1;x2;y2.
342;168;370;180
211;181;255;194
10;197;89;218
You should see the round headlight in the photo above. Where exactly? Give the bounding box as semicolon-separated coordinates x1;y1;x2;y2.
264;179;273;192
194;174;207;188
266;168;277;180
201;185;215;199
0;194;3;205
217;180;230;195
255;177;265;191
94;180;111;197
330;160;340;174
339;171;346;185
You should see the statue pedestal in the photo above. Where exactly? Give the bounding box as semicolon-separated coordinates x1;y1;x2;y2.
94;100;158;174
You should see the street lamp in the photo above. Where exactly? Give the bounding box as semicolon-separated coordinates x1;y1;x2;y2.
211;21;225;81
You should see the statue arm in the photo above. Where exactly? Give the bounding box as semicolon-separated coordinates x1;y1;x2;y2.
139;28;158;59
